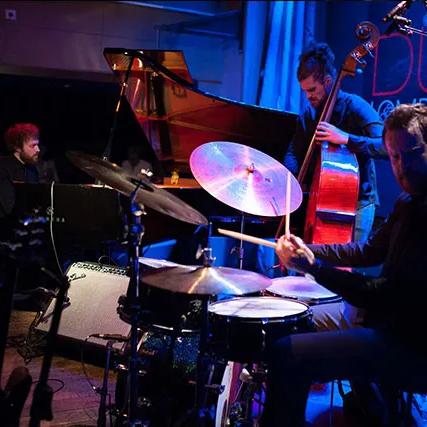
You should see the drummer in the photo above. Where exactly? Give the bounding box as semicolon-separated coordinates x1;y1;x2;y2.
260;103;427;426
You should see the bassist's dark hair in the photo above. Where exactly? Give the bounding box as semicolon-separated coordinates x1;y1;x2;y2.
297;42;337;83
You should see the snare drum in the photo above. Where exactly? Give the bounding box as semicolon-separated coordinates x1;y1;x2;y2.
208;296;312;362
266;276;342;305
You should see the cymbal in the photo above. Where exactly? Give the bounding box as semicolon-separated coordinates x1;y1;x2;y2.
141;265;271;295
268;276;340;303
189;141;302;217
139;257;184;268
67;151;207;225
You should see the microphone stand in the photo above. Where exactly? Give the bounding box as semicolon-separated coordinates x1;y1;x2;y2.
382;0;427;37
29;268;70;427
97;340;114;427
386;15;427;37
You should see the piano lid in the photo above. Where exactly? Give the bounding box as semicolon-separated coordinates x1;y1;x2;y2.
103;48;297;176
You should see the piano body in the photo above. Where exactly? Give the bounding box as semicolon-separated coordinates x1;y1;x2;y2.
103;48;298;252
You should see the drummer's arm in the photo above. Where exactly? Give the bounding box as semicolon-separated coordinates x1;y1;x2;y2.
276;235;388;309
305;260;389;309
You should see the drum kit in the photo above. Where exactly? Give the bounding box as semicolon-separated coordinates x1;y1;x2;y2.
67;141;339;427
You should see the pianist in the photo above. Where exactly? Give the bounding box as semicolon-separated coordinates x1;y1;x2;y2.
0;123;40;221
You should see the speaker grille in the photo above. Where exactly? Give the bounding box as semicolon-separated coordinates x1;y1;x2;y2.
36;262;130;348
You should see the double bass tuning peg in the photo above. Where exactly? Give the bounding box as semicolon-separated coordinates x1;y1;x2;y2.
354;21;380;49
355;23;371;41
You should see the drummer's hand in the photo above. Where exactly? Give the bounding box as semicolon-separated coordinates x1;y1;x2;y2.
315;122;349;145
276;234;315;274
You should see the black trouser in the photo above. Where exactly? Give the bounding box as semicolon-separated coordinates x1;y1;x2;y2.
261;328;427;427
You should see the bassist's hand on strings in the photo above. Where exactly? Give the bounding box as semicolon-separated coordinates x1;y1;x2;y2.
276;234;316;274
315;121;349;145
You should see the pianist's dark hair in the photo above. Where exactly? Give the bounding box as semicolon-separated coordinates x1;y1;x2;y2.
297;42;337;83
383;103;427;145
4;123;39;153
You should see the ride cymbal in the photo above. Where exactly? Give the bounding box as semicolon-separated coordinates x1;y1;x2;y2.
189;141;302;217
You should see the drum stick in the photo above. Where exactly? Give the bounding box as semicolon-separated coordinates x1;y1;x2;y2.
217;228;277;249
285;170;291;238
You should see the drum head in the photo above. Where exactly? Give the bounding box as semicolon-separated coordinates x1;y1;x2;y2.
208;296;309;319
267;276;341;305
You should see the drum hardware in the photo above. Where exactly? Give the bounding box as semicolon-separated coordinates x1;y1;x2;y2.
209;297;313;427
229;212;246;270
215;361;268;427
67;150;209;426
67;144;306;425
208;297;312;363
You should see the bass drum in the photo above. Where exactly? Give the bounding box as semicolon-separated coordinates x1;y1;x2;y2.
115;328;199;426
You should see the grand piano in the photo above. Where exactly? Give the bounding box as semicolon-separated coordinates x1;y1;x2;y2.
103;48;298;253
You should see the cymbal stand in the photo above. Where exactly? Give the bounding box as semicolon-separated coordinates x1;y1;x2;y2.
186;249;215;426
230;212;245;270
125;181;146;426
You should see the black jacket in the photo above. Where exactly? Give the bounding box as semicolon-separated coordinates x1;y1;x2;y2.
308;193;427;352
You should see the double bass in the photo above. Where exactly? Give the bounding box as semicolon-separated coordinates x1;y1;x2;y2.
278;22;380;244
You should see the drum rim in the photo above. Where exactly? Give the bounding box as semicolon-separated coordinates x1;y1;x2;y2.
265;290;342;305
208;296;311;322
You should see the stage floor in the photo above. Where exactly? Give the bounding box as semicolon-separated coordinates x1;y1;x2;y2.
2;310;114;426
2;311;423;426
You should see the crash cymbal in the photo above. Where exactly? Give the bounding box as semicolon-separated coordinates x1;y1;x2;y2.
141;265;271;295
67;151;207;225
189;141;302;217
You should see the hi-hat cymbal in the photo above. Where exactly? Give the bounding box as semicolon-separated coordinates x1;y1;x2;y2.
141;265;271;296
189;141;302;217
67;151;207;225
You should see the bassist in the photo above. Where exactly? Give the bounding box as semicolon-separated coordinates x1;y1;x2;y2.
284;42;387;246
282;42;388;330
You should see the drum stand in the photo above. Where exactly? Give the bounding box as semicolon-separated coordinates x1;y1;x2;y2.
229;364;266;427
123;182;147;426
228;213;267;426
230;212;245;270
183;250;215;427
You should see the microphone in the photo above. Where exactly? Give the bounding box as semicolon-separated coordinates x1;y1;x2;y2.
382;0;413;23
91;333;129;342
